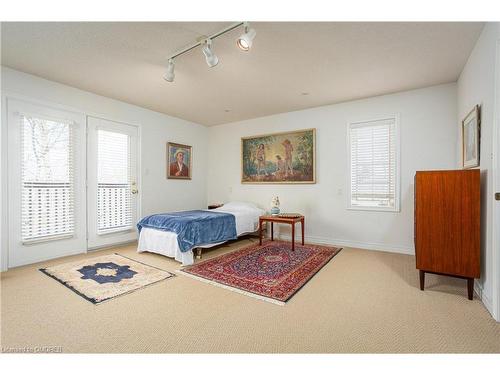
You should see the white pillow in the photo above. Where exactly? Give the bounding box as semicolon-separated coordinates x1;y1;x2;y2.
223;201;259;210
219;202;265;219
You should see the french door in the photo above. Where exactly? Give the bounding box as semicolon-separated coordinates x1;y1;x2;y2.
7;100;140;267
7;99;87;267
86;117;139;249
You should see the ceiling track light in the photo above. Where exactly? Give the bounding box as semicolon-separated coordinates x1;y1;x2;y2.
163;22;255;83
202;39;219;68
163;59;175;82
237;22;257;51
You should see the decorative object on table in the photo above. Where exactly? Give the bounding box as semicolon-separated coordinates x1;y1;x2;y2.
167;142;192;179
414;170;480;300
270;196;280;216
40;253;174;304
259;214;304;251
241;128;316;184
178;240;341;305
208;203;224;209
278;213;302;218
462;105;480;169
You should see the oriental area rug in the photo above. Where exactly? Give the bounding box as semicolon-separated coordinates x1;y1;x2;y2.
179;240;342;305
40;253;174;304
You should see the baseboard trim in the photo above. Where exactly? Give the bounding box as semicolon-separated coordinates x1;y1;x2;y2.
5;240;138;270
7;248;86;269
276;234;414;255
474;280;494;315
88;239;138;252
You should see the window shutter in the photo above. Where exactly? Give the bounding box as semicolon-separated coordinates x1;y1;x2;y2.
349;117;398;210
21;115;75;242
97;130;133;233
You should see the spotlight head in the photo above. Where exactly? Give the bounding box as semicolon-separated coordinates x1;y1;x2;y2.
163;59;175;82
202;39;219;68
237;23;256;51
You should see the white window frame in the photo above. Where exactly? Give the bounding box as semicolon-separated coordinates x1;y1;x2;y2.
6;97;88;267
2;92;142;269
347;115;401;212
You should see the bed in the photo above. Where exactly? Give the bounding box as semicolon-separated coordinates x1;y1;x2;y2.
137;202;265;265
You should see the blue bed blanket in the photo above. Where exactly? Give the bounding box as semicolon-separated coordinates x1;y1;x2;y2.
137;210;237;252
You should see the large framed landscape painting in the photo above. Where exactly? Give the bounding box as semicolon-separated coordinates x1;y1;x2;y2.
241;128;316;184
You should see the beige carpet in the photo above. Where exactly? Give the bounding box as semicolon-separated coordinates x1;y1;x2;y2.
1;237;499;353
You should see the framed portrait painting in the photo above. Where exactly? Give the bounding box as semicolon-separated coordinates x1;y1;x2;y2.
167;142;192;179
241;128;316;184
462;105;480;169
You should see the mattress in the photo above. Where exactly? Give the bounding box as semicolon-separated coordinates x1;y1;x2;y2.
137;204;264;265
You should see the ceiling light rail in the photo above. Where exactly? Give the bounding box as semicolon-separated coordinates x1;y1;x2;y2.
163;22;256;83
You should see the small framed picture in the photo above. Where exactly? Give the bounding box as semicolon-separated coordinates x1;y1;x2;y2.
462;105;480;169
167;142;192;179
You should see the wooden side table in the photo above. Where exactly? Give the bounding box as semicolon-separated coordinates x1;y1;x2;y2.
259;215;304;251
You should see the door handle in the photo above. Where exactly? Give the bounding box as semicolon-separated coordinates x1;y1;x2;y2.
496;193;500;201
131;182;138;195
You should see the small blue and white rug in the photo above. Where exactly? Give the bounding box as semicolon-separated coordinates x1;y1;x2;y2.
40;253;174;304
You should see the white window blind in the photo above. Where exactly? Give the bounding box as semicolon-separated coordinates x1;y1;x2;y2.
21;115;75;242
97;130;133;233
349;117;399;211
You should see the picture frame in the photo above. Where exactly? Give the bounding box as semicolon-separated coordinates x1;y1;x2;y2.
462;105;480;169
241;128;316;184
167;142;192;180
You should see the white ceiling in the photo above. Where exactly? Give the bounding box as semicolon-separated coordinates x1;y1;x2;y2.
1;22;484;126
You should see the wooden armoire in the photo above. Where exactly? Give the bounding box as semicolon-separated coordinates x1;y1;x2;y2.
414;169;480;300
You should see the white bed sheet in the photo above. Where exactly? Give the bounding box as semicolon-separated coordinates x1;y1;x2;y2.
137;205;264;266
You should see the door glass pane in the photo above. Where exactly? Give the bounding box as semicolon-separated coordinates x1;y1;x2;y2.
97;130;132;233
21;116;74;241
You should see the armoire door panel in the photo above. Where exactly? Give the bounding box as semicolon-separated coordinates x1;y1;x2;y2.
459;171;481;277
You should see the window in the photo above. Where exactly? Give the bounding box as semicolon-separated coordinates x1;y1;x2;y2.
348;116;399;211
97;129;133;233
21;115;75;242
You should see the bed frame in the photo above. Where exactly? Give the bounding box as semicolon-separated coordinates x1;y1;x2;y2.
192;228;264;260
195;248;203;259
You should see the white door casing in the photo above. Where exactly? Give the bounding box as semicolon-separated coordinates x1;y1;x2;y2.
87;116;140;249
7;98;87;267
493;39;500;322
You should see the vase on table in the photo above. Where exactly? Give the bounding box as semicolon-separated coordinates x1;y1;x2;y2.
270;196;280;216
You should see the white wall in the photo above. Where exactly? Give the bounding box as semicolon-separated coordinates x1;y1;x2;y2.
207;83;458;253
456;22;500;318
1;67;208;270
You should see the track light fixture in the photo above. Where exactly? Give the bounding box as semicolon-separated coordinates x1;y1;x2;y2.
163;59;175;82
202;39;219;68
163;22;256;83
237;22;257;51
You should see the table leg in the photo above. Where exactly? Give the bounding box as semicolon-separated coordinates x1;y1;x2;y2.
301;218;304;245
271;222;274;241
259;219;263;246
291;222;295;251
